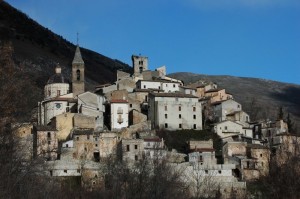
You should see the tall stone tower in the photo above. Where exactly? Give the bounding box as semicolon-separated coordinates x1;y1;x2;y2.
132;55;148;77
72;45;85;97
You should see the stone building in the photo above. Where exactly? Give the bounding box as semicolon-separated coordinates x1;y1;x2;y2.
121;138;144;162
78;91;106;131
34;126;58;160
132;55;148;79
73;129;100;161
213;99;244;122
143;136;166;159
213;120;243;140
188;140;217;166
148;93;202;130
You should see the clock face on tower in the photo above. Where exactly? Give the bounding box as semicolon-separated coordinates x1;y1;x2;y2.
55;103;61;109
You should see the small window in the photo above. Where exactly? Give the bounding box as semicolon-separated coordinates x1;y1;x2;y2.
95;137;98;141
165;123;168;128
193;107;196;112
87;135;90;140
64;170;67;173
179;124;182;128
238;105;240;108
179;114;181;119
76;70;80;81
135;145;138;150
130;104;132;108
77;169;80;173
165;114;168;119
66;144;69;148
218;170;222;174
47;132;51;138
50;170;53;176
95;144;98;147
205;170;208;174
135;155;138;161
173;84;176;88
127;145;130;151
57;90;61;96
76;137;79;141
92;181;96;185
165;106;167;111
143;85;146;89
225;126;227;130
84;147;87;151
179;106;181;111
260;154;262;157
193;115;196;119
193;124;196;129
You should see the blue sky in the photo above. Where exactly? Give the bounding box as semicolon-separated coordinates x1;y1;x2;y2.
6;0;300;84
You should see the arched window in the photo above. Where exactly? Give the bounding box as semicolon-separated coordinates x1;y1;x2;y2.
76;69;80;81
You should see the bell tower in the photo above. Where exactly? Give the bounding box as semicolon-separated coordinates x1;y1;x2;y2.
72;45;85;97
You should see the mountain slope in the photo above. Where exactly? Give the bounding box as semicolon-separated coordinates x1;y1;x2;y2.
169;72;300;130
0;1;132;88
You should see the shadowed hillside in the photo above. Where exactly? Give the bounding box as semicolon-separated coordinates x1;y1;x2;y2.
169;72;300;131
0;1;132;88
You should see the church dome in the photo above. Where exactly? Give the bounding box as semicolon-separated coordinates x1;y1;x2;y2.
47;64;69;84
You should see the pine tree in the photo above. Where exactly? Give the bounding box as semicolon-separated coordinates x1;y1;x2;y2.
278;106;284;120
286;113;294;133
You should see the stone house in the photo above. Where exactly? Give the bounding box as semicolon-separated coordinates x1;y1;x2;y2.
148;93;202;130
136;80;181;93
226;110;250;125
143;136;166;159
204;88;232;103
121;138;144;162
213;99;243;122
77;91;106;131
241;144;270;181
34;125;58;160
99;132;119;158
73;129;100;161
179;85;197;96
188;140;217;166
214;120;243;140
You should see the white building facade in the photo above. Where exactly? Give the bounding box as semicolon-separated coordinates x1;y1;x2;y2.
110;100;129;130
148;93;202;130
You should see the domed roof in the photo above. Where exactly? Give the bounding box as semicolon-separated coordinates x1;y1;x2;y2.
47;73;69;84
47;64;69;84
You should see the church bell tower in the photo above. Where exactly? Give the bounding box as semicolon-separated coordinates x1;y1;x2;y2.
72;45;85;97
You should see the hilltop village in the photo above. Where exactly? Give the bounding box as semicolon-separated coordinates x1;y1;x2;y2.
15;45;299;198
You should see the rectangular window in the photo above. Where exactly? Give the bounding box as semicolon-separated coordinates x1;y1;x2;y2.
225;126;228;130
143;85;146;89
165;123;168;128
173;84;176;88
130;104;132;108
87;135;90;140
193;107;196;112
179;106;181;111
205;170;208;174
64;170;67;173
179;114;181;119
77;169;80;173
76;137;79;141
57;90;61;96
135;155;138;161
165;114;168;119
127;145;130;151
179;124;182;128
135;145;138;150
194;124;196;129
193;115;196;119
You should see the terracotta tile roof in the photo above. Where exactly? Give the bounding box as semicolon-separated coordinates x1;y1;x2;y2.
110;99;128;103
